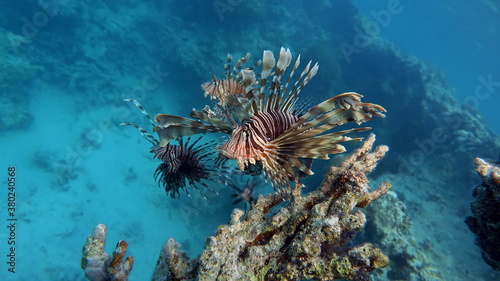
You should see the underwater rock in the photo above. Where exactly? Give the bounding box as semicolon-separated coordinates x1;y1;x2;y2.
81;224;134;281
465;158;500;271
0;28;41;90
0;96;33;130
0;29;37;130
360;189;445;281
82;134;391;280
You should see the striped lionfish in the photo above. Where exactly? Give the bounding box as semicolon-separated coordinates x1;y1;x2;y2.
147;47;386;196
121;100;228;199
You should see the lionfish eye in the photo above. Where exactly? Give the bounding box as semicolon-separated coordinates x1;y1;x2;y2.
242;119;251;127
241;119;252;131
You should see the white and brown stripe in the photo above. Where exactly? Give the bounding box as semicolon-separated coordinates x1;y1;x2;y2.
219;110;299;189
201;78;246;106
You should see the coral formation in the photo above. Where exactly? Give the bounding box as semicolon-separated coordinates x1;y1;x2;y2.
81;224;134;281
0;28;38;130
0;28;40;90
359;189;444;280
82;134;390;280
465;158;500;271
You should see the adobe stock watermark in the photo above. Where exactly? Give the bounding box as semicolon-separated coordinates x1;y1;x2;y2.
463;74;500;109
51;64;170;184
340;0;403;63
398;74;499;175
8;0;74;52
213;0;243;21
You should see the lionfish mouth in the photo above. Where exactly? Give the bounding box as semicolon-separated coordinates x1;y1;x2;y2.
123;47;386;198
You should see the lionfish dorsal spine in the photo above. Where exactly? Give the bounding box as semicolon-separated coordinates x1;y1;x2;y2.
225;54;232;79
232;53;251;77
241;69;256;90
248;59;262;71
282;54;301;96
261;50;275;81
268;48;291;97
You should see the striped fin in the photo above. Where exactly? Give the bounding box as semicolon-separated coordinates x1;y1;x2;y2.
280;55;302;112
280;92;367;135
121;99;161;146
120;122;159;146
276;106;375;143
246;59;262;72
283;55;301;95
287;157;314;176
232;53;251;77
268;48;292;112
285;61;319;109
277;127;370;147
189;106;233;133
154;114;229;146
155;114;206;128
269;47;292;96
225;54;232;78
261;50;275;81
258;50;276;113
281;133;364;159
153;124;221;147
123;98;157;128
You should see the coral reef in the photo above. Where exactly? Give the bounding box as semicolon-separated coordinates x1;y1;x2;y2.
0;28;40;90
359;189;444;280
82;134;391;280
0;28;37;130
465;158;500;271
81;224;134;281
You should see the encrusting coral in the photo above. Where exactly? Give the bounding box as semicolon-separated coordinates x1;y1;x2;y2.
465;158;500;271
81;134;390;280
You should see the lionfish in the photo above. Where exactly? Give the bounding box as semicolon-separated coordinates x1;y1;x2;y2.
227;177;261;210
121;99;227;199
150;47;386;196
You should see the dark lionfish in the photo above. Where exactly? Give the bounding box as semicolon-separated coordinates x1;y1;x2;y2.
150;47;386;196
121;99;226;199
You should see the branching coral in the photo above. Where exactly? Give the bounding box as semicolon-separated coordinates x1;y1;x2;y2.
82;134;390;280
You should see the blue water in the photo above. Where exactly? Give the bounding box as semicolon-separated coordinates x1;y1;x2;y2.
0;0;499;280
355;0;500;134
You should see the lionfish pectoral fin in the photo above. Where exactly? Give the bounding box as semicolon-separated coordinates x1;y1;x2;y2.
189;106;233;132
287;157;314;176
154;125;215;147
123;98;157;127
155;114;205;127
284;92;366;132
120;122;159;146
